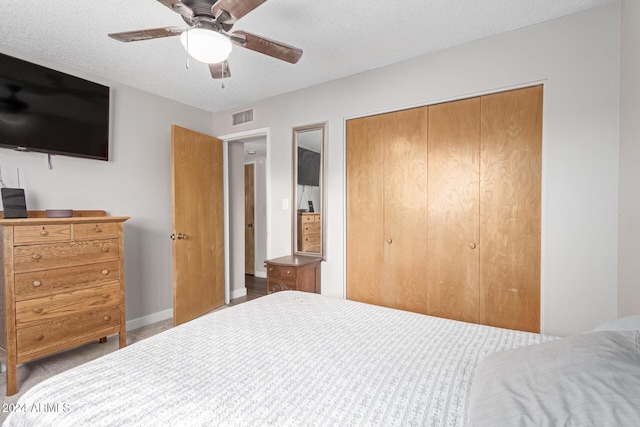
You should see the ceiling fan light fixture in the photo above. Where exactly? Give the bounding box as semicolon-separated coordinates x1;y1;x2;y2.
180;28;232;64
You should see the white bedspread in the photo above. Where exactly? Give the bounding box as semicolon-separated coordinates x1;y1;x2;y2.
4;292;549;426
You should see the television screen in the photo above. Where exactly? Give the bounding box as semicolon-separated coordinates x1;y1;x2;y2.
297;147;320;187
0;52;110;161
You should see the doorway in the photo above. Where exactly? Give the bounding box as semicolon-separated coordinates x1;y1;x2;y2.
220;130;269;303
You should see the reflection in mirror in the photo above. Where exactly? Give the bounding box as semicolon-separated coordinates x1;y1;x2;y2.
293;123;326;259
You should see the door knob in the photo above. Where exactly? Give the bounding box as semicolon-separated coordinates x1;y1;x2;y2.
248;223;253;228
170;234;175;240
177;233;187;240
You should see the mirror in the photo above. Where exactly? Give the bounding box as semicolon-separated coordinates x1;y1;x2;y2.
292;122;326;259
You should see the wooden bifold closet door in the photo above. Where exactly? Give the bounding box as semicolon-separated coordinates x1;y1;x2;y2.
346;85;542;333
346;107;429;314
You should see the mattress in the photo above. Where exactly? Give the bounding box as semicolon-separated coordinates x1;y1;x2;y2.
4;291;550;426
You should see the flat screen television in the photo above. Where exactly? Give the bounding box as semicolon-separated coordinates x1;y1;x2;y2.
297;147;320;187
0;52;110;161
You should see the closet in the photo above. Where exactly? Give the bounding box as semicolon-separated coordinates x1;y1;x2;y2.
346;85;542;333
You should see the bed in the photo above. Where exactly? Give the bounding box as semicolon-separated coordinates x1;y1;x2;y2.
3;291;639;426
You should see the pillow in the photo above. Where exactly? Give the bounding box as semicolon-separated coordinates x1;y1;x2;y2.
593;314;640;331
467;330;640;427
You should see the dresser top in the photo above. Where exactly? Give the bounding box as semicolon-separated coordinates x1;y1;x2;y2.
265;255;322;267
0;216;129;226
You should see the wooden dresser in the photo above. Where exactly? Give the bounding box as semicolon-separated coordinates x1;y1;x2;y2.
265;255;321;294
0;211;128;395
297;212;321;252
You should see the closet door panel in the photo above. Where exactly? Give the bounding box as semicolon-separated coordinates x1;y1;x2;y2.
382;107;429;313
427;98;481;323
346;116;385;305
480;85;542;333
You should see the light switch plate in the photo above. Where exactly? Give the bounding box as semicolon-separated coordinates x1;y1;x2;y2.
282;198;289;210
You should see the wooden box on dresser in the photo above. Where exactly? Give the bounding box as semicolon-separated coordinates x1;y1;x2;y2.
265;255;321;294
0;211;129;395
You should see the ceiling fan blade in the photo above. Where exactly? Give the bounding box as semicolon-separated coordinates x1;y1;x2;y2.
231;31;303;64
209;61;231;79
212;0;266;24
108;27;183;42
156;0;194;19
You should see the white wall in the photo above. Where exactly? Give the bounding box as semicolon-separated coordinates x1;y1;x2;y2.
228;140;246;299
618;0;640;316
211;4;622;336
0;46;213;328
252;157;268;278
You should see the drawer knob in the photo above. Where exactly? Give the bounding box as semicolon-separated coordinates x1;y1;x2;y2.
286;270;291;274
32;280;42;287
34;334;44;341
33;307;43;314
102;294;110;299
32;254;42;260
94;227;102;233
102;269;110;275
103;315;111;321
468;242;477;249
101;247;110;253
40;230;49;236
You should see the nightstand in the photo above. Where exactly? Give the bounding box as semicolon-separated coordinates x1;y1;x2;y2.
265;255;321;294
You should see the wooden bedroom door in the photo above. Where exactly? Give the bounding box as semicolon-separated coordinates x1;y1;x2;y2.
427;97;481;324
171;125;225;326
479;86;542;333
245;163;255;275
346;107;429;314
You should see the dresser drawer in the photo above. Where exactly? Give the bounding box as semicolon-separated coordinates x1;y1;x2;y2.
13;225;71;245
13;239;119;273
16;306;121;362
300;214;320;224
301;222;321;234
302;234;320;252
267;264;297;280
15;283;121;327
14;261;120;301
74;223;119;240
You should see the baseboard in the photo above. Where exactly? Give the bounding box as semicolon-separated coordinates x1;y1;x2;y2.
254;271;267;279
126;308;173;331
231;287;247;300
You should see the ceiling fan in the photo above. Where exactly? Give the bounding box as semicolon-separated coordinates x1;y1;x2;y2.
108;0;303;80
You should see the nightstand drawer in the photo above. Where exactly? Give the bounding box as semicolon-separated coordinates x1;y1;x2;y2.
13;225;71;245
267;265;297;280
13;239;119;273
268;280;297;293
15;283;121;327
74;223;119;240
14;260;120;301
16;306;121;362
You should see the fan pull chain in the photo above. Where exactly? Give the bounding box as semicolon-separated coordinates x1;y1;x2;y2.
221;62;226;89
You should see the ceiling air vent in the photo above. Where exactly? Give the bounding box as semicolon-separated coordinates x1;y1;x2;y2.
232;108;254;126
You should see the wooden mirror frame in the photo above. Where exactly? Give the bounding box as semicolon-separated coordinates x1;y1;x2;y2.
292;122;327;259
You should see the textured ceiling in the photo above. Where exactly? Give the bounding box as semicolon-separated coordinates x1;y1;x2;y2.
0;0;615;114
